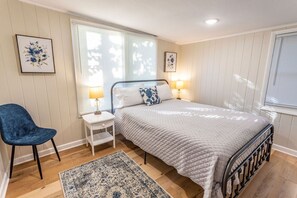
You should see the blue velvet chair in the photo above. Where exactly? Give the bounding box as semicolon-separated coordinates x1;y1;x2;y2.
0;104;60;179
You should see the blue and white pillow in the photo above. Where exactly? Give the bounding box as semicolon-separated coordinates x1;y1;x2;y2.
139;86;161;106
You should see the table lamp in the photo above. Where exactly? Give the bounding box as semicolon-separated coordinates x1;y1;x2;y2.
175;80;184;100
89;87;104;115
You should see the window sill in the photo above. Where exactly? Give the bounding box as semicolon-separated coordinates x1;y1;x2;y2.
261;106;297;116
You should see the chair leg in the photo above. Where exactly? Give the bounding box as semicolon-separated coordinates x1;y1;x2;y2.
9;145;15;178
51;138;61;161
33;146;43;179
32;146;36;161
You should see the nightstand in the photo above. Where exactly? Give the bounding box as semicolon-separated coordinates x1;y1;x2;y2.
82;112;115;156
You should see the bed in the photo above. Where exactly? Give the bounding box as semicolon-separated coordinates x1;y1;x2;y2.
110;79;274;198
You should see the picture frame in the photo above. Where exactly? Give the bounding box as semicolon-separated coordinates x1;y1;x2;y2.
164;51;177;72
16;34;55;73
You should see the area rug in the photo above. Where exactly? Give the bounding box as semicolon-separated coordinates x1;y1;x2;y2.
59;151;171;198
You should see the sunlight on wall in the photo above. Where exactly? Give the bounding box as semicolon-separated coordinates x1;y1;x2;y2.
233;74;256;90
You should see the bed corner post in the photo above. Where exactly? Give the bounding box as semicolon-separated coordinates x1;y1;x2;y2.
266;125;274;162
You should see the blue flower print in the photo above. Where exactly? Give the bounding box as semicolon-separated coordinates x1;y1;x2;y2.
24;41;49;67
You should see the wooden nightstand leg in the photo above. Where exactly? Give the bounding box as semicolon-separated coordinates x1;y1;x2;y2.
84;123;88;147
113;123;115;148
90;127;95;156
91;145;95;156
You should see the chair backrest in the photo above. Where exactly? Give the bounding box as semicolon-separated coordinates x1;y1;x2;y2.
0;104;37;144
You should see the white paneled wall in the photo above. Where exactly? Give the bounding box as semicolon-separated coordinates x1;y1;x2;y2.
180;27;297;151
0;0;84;162
0;0;179;188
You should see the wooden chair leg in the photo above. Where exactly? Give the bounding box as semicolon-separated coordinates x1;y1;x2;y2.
33;146;43;179
32;146;36;161
51;138;61;161
9;145;15;178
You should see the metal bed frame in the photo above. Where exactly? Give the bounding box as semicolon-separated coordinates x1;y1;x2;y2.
110;79;274;198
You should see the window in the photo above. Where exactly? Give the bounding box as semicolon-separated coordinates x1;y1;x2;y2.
263;29;297;113
126;35;157;80
71;20;157;115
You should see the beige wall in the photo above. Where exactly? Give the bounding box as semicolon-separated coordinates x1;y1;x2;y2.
0;0;179;187
157;39;181;81
179;26;297;151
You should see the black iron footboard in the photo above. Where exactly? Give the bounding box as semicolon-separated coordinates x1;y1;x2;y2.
222;124;274;198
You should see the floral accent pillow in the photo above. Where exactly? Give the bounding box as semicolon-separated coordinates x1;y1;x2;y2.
139;86;161;106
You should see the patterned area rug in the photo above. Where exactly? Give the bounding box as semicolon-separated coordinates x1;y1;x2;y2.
59;151;171;198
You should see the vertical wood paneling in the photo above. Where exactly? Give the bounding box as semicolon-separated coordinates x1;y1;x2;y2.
243;32;264;113
288;117;297;150
199;41;210;103
8;0;37;157
210;39;223;106
278;115;293;146
193;43;203;101
180;26;297;151
60;14;84;142
204;40;216;104
236;33;254;111
23;2;49;153
0;0;25;105
179;43;194;99
216;38;229;107
35;6;57;150
0;46;10;104
222;36;236;108
252;31;271;114
48;10;72;146
1;0;24;158
229;35;245;110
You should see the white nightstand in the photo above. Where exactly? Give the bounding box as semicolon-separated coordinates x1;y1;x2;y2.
82;112;115;156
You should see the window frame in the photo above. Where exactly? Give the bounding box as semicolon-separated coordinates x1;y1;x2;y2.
260;27;297;116
70;19;157;116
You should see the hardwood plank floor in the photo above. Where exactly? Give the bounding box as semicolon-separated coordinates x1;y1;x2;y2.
5;135;297;198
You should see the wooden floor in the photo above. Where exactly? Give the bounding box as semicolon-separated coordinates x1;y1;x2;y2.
5;135;297;198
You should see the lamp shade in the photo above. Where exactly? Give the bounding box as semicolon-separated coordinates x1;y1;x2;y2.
89;87;104;99
175;80;184;89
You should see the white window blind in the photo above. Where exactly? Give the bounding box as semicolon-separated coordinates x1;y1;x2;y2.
265;31;297;109
71;21;157;115
126;34;156;80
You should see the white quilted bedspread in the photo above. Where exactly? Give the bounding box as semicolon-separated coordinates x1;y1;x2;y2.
115;99;269;198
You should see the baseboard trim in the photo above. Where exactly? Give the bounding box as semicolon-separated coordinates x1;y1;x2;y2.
14;138;86;165
272;144;297;158
0;172;9;198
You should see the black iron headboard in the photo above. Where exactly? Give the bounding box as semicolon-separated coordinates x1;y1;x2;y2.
110;79;169;114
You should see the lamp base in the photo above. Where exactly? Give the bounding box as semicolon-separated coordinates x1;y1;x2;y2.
94;111;102;115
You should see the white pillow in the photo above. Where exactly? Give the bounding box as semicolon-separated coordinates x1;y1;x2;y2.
115;86;144;108
157;84;173;101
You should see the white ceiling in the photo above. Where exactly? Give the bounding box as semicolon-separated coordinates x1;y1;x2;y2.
22;0;297;44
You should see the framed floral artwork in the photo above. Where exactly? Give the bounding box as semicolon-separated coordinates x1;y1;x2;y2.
164;51;177;72
16;34;55;73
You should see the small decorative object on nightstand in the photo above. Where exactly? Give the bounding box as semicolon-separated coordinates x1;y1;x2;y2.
89;87;104;115
82;112;115;156
174;80;184;100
